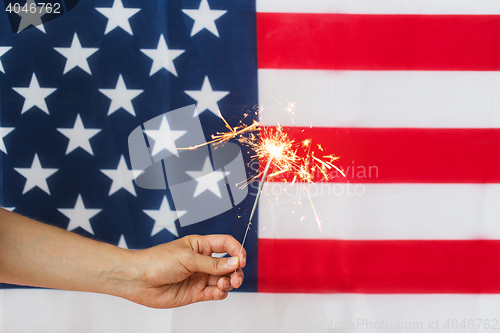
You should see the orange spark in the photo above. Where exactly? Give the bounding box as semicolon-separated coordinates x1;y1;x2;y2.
303;186;322;233
177;105;345;234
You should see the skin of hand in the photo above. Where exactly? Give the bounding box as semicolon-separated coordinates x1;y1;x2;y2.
0;208;246;309
123;234;246;309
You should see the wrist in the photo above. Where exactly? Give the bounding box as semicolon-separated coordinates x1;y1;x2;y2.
96;246;145;301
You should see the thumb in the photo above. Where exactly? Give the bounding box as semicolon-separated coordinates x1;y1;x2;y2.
190;253;240;275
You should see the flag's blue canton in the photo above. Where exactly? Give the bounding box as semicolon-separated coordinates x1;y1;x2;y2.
0;0;258;291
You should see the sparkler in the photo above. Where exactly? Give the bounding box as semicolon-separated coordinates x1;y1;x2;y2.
180;106;346;253
236;124;345;252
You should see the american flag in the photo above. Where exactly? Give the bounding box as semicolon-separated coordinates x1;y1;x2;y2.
2;0;500;332
0;0;257;290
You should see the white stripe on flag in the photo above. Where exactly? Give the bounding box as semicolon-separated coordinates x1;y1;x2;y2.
1;289;173;333
259;69;500;128
258;183;500;240
172;293;500;333
0;289;4;333
5;290;500;333
257;0;500;14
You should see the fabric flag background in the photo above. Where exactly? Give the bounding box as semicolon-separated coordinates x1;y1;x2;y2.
2;0;500;332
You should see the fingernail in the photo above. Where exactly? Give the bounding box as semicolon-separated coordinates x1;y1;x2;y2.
239;277;243;286
226;256;239;268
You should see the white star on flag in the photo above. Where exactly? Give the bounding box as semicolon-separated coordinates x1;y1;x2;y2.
143;196;186;237
0;127;14;154
117;234;130;249
54;33;98;75
184;76;229;117
12;73;57;115
140;34;185;76
95;0;140;35
182;0;227;37
144;115;187;157
59;194;101;234
0;46;12;74
99;74;143;116
16;0;47;33
57;114;101;155
101;155;137;196
186;156;229;198
14;154;58;195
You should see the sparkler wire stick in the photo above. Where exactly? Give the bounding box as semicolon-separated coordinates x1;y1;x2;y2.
238;157;273;256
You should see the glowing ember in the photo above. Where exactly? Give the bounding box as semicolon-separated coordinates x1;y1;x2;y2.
265;140;284;157
244;124;345;186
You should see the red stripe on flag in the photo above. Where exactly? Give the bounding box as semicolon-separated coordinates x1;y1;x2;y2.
257;13;500;70
258;239;500;293
260;127;500;183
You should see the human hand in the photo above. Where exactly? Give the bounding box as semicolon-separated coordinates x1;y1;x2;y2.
122;234;246;309
0;209;246;309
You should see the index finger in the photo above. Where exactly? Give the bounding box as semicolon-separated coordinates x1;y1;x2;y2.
188;234;247;267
